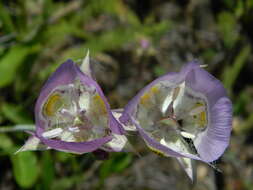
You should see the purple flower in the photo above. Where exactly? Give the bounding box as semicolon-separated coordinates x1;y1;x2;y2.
140;39;150;49
119;62;232;164
19;52;125;154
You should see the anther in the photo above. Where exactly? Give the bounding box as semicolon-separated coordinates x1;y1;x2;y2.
42;128;63;138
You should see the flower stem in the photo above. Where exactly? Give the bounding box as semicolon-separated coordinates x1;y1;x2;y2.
0;124;35;132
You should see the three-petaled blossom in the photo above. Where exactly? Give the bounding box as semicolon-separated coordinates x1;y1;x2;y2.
19;52;127;154
119;62;232;179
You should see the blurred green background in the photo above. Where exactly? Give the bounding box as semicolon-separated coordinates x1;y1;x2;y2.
0;0;253;189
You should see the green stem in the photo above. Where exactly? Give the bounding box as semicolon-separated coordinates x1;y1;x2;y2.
0;124;35;132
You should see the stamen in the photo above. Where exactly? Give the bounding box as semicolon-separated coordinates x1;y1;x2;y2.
165;101;174;117
68;84;75;88
199;64;208;68
171;82;185;111
71;100;78;113
42;128;63;138
68;126;80;132
162;93;173;114
180;131;195;139
172;87;180;101
60;108;75;117
79;92;90;110
41;80;109;143
163;87;179;117
61;131;75;141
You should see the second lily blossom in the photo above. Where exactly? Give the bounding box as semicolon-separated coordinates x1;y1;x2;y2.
119;62;232;179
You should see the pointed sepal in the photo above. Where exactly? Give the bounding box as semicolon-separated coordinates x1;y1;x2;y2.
102;133;128;152
15;135;50;154
80;49;92;77
176;157;196;182
112;110;137;131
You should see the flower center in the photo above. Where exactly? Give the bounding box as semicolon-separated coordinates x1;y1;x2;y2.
41;79;110;142
136;82;208;154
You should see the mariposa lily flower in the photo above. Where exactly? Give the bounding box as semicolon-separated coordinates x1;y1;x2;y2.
18;52;126;154
119;62;232;179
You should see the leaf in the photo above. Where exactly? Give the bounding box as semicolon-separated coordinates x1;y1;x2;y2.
234;113;253;134
1;103;33;124
56;152;74;162
246;0;253;9
223;45;251;94
51;174;83;190
0;133;16;155
217;11;239;48
41;152;55;189
112;154;132;172
11;151;39;188
0;134;13;150
154;66;166;77
99;159;113;179
235;0;244;18
0;45;32;88
233;91;251;115
99;153;132;179
0;3;15;33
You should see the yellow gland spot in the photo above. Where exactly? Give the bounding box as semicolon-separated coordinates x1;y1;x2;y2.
148;145;166;157
193;102;207;127
140;86;159;105
43;93;63;117
199;111;207;126
92;94;107;114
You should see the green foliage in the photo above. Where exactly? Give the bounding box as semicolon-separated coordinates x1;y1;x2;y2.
154;66;167;77
0;3;15;33
0;133;13;152
11;151;40;188
99;153;132;179
233;90;252;115
41;152;55;190
0;0;252;189
50;174;84;190
0;45;37;88
223;45;251;94
217;11;239;49
1;103;33;124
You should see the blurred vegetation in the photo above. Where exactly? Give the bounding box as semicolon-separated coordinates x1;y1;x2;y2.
0;0;253;189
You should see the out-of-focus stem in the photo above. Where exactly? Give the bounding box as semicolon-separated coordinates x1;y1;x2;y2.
0;124;35;132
